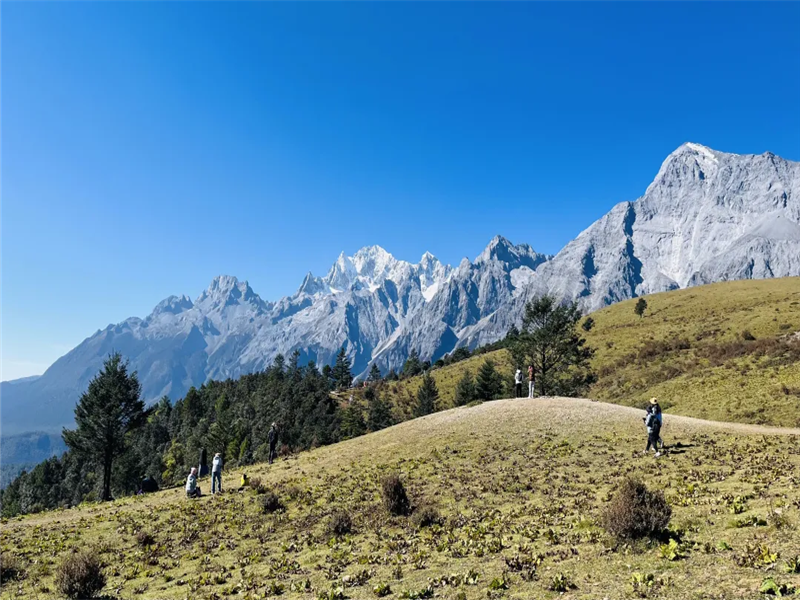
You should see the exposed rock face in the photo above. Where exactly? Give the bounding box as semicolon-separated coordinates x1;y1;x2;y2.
3;143;798;434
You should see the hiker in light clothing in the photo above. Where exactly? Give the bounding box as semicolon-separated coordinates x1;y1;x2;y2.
211;452;223;494
514;369;523;398
643;398;662;457
527;365;535;398
186;467;201;498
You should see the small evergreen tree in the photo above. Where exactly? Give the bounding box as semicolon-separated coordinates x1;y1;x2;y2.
475;359;503;401
62;353;145;502
322;364;334;387
582;316;595;331
452;347;471;362
366;387;394;432
332;347;353;390
340;402;367;440
634;298;648;319
454;370;476;406
367;363;382;383
415;372;439;417
386;368;399;381
403;349;423;378
510;295;596;397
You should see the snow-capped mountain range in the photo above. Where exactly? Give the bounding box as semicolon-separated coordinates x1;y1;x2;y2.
3;143;799;435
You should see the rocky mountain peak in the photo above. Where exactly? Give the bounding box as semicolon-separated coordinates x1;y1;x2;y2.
151;294;193;316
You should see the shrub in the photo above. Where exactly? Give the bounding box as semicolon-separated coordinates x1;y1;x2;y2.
135;530;155;547
327;510;353;537
411;504;442;528
0;553;25;584
602;478;671;540
742;329;756;341
55;551;106;600
261;490;284;513
381;474;410;516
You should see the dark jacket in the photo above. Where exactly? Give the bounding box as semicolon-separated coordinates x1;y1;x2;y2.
268;427;278;446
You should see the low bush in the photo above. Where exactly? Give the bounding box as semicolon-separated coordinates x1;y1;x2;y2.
411;504;442;528
261;491;284;513
135;530;155;547
55;550;106;600
381;474;411;516
327;510;353;537
0;553;25;584
602;478;672;540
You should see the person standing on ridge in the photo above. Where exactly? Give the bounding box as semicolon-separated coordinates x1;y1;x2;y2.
527;365;535;398
211;452;223;494
514;368;523;398
198;448;209;478
650;397;665;449
268;422;279;465
643;398;662;457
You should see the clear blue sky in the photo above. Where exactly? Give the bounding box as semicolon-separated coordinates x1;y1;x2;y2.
3;2;799;380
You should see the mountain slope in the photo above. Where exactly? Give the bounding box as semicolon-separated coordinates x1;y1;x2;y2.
3;398;799;600
3;143;799;435
376;278;800;428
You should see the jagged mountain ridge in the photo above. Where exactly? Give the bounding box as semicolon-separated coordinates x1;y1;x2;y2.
3;142;799;434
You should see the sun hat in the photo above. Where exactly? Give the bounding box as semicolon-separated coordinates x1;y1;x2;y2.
649;397;658;404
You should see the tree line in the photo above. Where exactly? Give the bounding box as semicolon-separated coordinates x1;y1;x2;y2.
1;295;594;517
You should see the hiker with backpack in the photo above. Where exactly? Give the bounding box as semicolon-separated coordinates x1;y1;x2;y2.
643;397;662;457
514;368;523;398
186;467;201;498
650;397;665;449
268;423;279;465
211;452;223;494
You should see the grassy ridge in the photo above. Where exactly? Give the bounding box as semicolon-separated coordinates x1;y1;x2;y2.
3;399;799;599
379;278;800;427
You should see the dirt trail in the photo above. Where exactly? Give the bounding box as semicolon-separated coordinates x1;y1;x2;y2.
491;396;800;435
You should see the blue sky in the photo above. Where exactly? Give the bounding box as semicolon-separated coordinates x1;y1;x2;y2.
3;2;800;380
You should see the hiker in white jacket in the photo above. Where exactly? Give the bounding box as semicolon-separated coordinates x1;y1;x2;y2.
211;452;223;494
514;369;523;398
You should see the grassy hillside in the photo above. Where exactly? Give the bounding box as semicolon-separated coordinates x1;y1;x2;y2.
379;278;800;427
3;398;799;599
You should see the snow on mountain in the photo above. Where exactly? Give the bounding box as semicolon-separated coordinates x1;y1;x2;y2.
3;143;799;435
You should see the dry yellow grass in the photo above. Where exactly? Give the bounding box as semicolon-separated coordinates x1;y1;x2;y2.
380;278;800;426
3;397;800;600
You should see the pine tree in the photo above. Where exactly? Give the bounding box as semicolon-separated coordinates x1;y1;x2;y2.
386;368;399;381
403;349;423;378
475;359;503;401
62;353;145;502
454;370;476;406
332;347;353;390
634;298;648;319
511;295;596;397
415;372;439;417
366;387;394;432
340;402;367;440
368;364;382;382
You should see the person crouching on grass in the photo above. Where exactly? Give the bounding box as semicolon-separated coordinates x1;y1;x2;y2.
186;467;201;498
